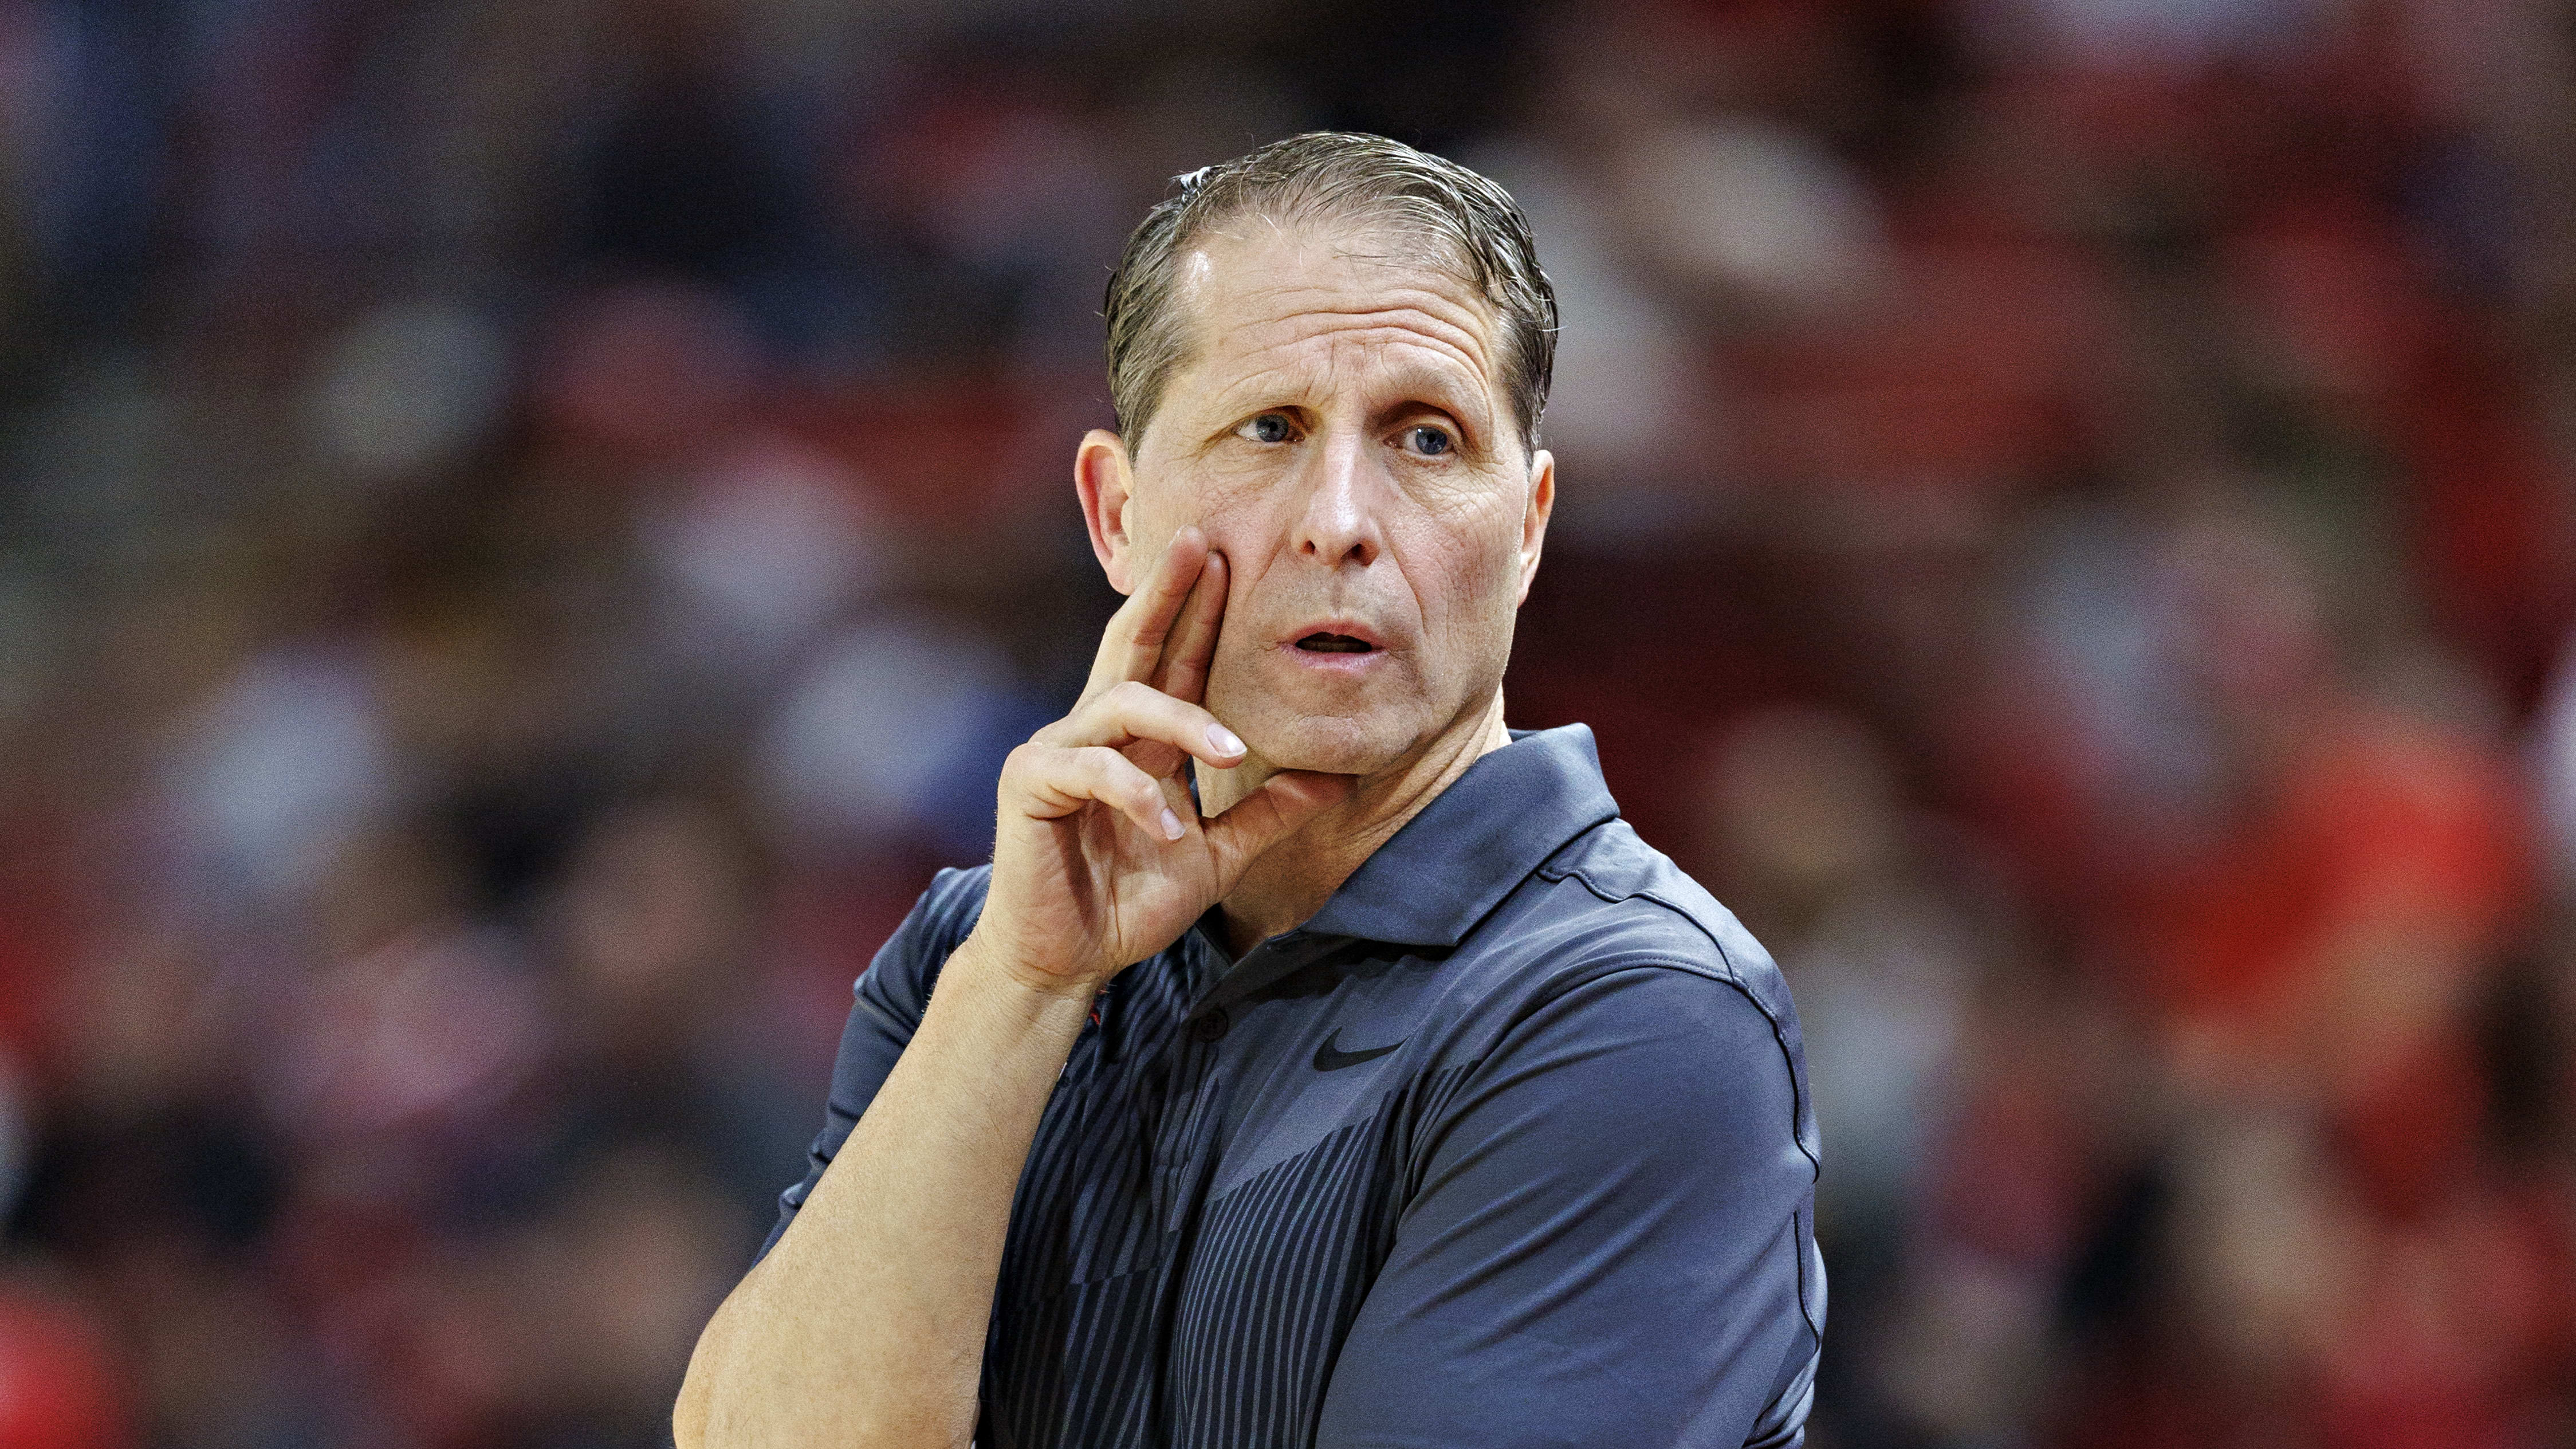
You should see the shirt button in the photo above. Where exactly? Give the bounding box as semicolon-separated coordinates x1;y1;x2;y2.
1189;1010;1230;1043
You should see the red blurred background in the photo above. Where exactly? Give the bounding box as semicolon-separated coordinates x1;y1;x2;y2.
3;1;2575;1444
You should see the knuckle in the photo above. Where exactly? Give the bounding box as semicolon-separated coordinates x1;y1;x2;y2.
999;743;1049;787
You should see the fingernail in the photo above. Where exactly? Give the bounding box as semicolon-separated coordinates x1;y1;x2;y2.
1161;808;1185;840
1207;724;1244;756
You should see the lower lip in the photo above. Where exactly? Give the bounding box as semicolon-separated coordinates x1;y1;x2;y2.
1278;641;1389;676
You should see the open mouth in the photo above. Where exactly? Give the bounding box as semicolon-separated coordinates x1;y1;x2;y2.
1296;633;1378;654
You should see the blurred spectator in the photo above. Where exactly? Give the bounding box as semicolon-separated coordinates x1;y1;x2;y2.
0;1273;132;1449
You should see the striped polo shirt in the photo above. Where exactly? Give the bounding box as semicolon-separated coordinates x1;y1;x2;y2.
763;724;1826;1447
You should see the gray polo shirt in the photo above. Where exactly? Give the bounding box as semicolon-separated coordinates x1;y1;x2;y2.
765;724;1825;1448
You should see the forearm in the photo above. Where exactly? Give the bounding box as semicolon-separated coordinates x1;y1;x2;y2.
676;935;1092;1449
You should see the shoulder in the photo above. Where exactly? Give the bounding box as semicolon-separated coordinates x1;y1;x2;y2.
855;863;994;1022
1500;818;1796;1020
907;862;994;945
1442;819;1820;1165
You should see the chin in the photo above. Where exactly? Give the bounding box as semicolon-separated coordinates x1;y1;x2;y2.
1246;711;1417;777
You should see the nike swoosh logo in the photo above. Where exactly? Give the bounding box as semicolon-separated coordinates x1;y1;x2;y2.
1313;1030;1405;1072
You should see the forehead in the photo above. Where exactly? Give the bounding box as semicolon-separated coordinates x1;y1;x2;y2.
1163;218;1504;419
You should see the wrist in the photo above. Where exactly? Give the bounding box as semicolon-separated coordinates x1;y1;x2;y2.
949;928;1108;1012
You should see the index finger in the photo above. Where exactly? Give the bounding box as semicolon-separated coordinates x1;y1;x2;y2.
1084;527;1210;701
1154;548;1226;706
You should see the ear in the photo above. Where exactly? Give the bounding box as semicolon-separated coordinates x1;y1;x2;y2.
1076;428;1142;594
1515;448;1555;607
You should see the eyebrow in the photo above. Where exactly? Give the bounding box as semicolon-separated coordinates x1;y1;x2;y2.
1195;347;1497;430
1369;359;1497;439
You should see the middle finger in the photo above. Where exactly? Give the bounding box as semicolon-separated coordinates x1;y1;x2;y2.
1041;679;1247;773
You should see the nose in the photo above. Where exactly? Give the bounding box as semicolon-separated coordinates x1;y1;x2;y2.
1288;430;1383;570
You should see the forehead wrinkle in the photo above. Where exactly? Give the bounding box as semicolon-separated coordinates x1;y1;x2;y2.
1199;296;1499;406
1233;297;1490;364
1221;274;1490;341
1193;235;1495;347
1163;227;1511;438
1226;310;1488;387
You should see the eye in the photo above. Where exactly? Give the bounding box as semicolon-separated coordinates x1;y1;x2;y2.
1404;424;1453;457
1237;413;1295;444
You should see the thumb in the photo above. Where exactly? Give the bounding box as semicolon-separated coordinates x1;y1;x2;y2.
1204;770;1351;888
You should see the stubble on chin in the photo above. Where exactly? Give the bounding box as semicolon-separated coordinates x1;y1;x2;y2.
1254;711;1414;777
1202;646;1424;779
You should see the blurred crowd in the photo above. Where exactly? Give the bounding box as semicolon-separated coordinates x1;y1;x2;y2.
3;0;2576;1445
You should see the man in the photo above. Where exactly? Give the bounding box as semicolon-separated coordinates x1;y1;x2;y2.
674;132;1823;1449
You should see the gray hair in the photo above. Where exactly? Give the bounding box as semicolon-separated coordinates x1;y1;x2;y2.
1102;132;1558;454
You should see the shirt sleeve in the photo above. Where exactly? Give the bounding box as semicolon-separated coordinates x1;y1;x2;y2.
754;865;992;1261
1315;963;1826;1449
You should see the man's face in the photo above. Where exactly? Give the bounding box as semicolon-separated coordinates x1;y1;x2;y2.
1095;219;1553;777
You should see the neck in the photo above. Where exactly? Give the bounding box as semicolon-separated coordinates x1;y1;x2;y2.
1198;692;1513;957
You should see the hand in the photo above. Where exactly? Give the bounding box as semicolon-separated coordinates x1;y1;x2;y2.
966;528;1350;996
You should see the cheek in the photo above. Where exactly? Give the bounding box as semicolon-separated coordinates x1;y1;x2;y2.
1120;488;1236;597
1134;464;1268;553
1121;494;1183;565
1192;488;1300;608
1405;494;1526;653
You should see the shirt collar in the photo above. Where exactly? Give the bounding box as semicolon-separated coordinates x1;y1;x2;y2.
1298;722;1621;950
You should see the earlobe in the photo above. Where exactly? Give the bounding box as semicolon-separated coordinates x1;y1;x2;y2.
1076;429;1139;594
